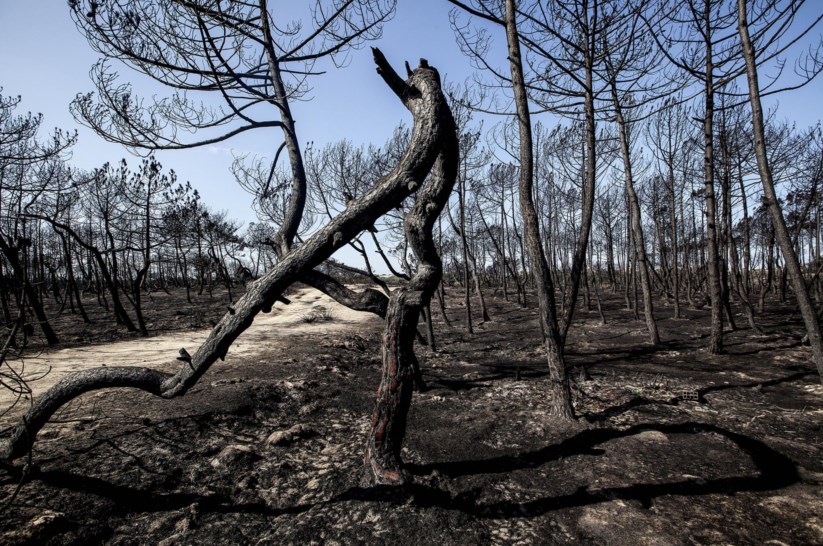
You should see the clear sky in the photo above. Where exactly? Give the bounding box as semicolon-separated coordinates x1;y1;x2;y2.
1;0;822;250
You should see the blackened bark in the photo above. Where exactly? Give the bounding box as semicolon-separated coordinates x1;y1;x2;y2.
259;0;307;257
3;367;169;460
668;163;681;319
436;282;453;327
610;78;660;345
737;0;823;381
504;0;573;419
27;215;137;332
0;237;58;345
365;56;458;483
459;176;474;333
720;127;759;332
301;270;388;318
2;50;457;462
60;232;89;324
719;129;739;333
704;5;724;355
560;8;598;346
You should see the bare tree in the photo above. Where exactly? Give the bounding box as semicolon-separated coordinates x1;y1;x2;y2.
601;2;671;344
501;0;573;418
647;99;695;319
2;54;458;491
736;0;823;380
69;0;395;259
0;93;76;346
645;0;745;353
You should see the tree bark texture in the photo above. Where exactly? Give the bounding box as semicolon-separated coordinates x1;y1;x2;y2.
364;58;458;483
2;49;458;462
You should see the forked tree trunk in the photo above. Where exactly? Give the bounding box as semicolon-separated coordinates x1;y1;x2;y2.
737;0;823;382
364;65;458;482
2;50;457;462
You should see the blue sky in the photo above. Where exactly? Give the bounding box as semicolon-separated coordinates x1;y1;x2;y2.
0;0;483;227
1;0;821;234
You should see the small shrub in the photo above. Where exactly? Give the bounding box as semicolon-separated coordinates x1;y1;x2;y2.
301;305;334;324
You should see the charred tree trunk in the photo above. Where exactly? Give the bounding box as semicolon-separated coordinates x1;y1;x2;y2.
3;51;457;463
667;164;681;319
738;0;823;381
610;78;660;345
561;33;597;346
27;217;137;333
60;232;89;324
260;0;307;257
0;236;58;346
458;177;473;333
703;6;724;354
719;129;739;332
365;58;458;482
504;0;574;419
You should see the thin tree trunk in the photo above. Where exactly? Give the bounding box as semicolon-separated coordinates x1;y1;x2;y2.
704;4;724;354
668;162;681;318
610;78;660;344
0;237;59;345
504;0;573;419
738;0;823;381
458;177;474;333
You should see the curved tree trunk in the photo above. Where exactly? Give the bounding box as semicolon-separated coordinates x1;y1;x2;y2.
364;58;458;483
2;50;457;462
260;0;307;257
364;167;457;481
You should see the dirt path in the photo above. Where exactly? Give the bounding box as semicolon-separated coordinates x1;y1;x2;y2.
1;287;381;421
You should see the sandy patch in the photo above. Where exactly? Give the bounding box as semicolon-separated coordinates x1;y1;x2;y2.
1;287;380;420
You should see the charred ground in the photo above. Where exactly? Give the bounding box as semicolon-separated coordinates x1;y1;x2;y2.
1;288;822;545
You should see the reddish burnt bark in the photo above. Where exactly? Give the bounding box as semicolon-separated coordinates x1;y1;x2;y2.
365;291;422;483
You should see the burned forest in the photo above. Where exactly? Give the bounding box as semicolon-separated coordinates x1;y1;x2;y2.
1;0;823;544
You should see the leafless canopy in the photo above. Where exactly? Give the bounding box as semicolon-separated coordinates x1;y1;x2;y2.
68;0;396;150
